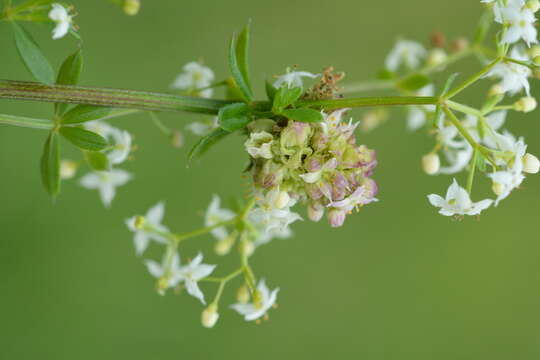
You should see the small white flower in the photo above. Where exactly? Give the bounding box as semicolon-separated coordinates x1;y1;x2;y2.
328;186;379;211
85;121;132;165
385;40;427;72
439;145;474;175
186;117;219;136
205;195;236;241
230;279;279;321
428;179;494;216
49;3;72;40
249;198;302;234
125;202;170;256
299;158;338;184
245;131;274;159
145;253;183;290
79;169;132;207
488;137;528;204
482;0;525;23
175;253;216;304
172;62;215;98
273;70;319;88
500;6;537;46
486;47;532;95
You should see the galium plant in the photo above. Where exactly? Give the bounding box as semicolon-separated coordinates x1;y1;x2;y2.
1;0;540;327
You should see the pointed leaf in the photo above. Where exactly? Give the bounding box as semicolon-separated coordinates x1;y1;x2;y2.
55;48;84;116
281;108;323;123
188;128;230;165
84;150;110;171
236;22;252;90
218;103;250;132
12;22;55;84
41;131;61;197
61;105;113;125
228;32;253;102
59;126;108;151
272;86;303;113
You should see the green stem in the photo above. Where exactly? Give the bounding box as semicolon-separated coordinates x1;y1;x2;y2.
176;218;236;243
0;80;234;114
0;113;53;130
442;106;497;168
444;58;502;99
467;148;479;194
446;100;483;117
148;112;172;136
297;96;440;110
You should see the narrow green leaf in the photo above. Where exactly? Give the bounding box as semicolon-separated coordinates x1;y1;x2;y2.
397;73;431;92
188;128;230;165
59;126;108;151
12;22;55;84
441;73;459;97
218;103;250;132
281;108;323;123
236;22;252;90
228;33;253;102
61;105;113;124
84;150;110;171
40;131;61;197
272;86;303;113
55;48;84;116
265;80;277;102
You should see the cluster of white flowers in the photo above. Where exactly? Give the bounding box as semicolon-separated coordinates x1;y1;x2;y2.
124;197;282;328
75;121;134;207
482;0;539;46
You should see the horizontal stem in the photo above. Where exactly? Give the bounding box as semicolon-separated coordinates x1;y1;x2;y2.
297;96;440;109
0;80;234;114
0;113;53;130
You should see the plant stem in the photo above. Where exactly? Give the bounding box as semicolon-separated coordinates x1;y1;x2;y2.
0;113;53;130
297;96;440;110
175;218;236;243
467;148;479;194
444;58;502;99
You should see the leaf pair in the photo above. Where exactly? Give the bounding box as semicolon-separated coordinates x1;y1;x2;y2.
229;22;253;103
272;86;323;123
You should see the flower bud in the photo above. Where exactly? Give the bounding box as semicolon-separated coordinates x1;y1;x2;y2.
280;121;312;148
328;209;346;228
307;202;325;222
451;38;469;53
241;240;255;257
488;84;505;97
422;153;440;175
156;277;169;296
426;49;447;67
236;284;250;304
245;131;274;159
526;0;540;12
201;304;219;328
523;153;540;173
514;97;537;113
170;130;184;148
530;45;540;59
123;0;140;16
214;232;237;256
492;182;504;196
60;160;78;179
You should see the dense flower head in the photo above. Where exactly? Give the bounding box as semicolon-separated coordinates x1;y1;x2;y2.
245;109;378;228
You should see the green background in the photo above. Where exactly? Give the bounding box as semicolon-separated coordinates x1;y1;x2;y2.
1;0;540;358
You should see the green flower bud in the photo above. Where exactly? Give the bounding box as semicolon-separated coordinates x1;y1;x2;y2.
123;0;140;16
201;304;219;328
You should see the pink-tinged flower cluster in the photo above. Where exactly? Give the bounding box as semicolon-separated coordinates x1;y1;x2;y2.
245;109;378;228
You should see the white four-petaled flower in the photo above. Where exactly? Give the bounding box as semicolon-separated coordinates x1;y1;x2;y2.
230;279;279;321
126;202;170;255
174;253;216;304
49;4;72;40
273;71;319;89
428;179;493;216
79;169;132;207
205;195;236;241
171;62;215;98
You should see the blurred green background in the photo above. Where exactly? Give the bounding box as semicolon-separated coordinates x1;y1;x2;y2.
1;0;540;359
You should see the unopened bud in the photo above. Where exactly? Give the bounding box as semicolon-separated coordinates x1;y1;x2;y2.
514;97;537;113
156;277;169;295
214;232;237;256
134;215;146;230
523;153;540;173
307;202;325;222
529;45;540;59
123;0;140;16
274;190;290;209
60;160;78;179
422;153;440;175
451;38;469;53
170;130;184;148
241;240;255;257
492;182;504;196
488;84;505;97
430;31;446;48
526;0;540;12
236;284;250;304
201;304;219;328
426;49;447;67
328;209;346;228
280;121;312;148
